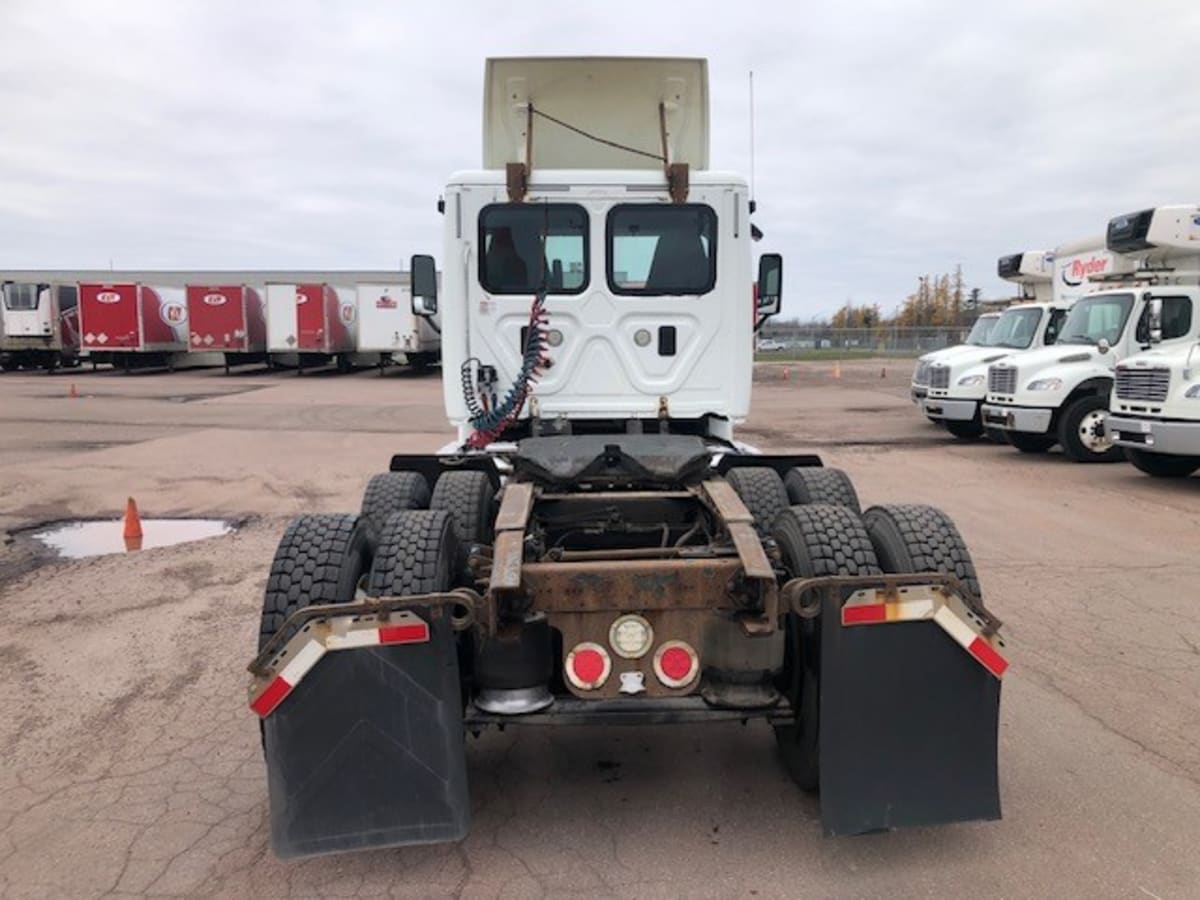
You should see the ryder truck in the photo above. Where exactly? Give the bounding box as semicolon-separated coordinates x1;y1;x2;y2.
248;57;1007;858
922;250;1065;438
1101;206;1200;477
978;226;1192;461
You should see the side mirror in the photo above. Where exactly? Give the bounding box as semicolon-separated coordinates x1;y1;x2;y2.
1098;338;1111;355
410;254;438;317
1148;296;1163;343
756;253;782;317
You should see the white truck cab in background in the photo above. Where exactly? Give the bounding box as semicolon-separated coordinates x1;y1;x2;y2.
910;312;1001;407
922;250;1066;438
982;211;1200;462
1101;206;1200;477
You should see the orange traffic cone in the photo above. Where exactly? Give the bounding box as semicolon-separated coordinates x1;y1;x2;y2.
783;367;790;382
123;497;143;539
69;383;78;398
832;361;842;379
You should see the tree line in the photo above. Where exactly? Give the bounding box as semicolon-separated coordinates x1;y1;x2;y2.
825;266;984;329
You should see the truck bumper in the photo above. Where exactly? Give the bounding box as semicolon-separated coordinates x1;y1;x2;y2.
1107;415;1200;456
981;404;1053;435
922;397;979;422
911;386;928;404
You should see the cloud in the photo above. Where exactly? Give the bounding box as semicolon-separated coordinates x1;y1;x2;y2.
1;0;1198;315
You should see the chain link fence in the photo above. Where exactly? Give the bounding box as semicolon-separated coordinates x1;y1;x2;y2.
757;325;973;358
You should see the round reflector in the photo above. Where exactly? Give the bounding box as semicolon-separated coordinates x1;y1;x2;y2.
609;614;654;659
653;640;699;688
565;642;611;690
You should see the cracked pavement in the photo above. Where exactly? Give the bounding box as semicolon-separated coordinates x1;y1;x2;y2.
1;362;1198;899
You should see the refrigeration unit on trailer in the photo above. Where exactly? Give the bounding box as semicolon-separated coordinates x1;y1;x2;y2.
910;311;1001;406
1095;206;1200;477
248;56;1008;859
265;283;356;372
78;282;190;369
983;216;1200;461
354;281;441;371
185;284;267;371
921;250;1068;438
0;282;80;371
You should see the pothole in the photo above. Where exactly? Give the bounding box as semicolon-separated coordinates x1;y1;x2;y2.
32;518;235;559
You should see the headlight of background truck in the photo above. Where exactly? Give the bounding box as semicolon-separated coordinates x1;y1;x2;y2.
1185;384;1200;399
1027;378;1063;391
957;375;985;387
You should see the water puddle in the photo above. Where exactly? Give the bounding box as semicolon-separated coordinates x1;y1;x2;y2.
33;518;234;559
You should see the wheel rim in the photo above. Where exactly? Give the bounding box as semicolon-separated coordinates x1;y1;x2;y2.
1078;410;1113;453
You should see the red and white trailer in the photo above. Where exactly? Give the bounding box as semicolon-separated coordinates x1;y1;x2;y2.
186;284;268;371
266;283;356;372
78;282;189;369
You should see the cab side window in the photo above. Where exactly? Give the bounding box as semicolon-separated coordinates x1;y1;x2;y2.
1159;296;1192;340
1044;309;1067;345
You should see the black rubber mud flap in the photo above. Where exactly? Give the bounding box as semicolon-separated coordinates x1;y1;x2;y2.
817;593;1001;836
263;613;469;858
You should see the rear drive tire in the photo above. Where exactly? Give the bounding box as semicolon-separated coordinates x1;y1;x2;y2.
1058;394;1121;463
259;514;369;652
946;419;985;440
784;467;862;513
367;509;460;597
360;471;430;549
726;467;790;536
772;505;881;792
1006;431;1057;453
430;470;497;546
1124;449;1200;478
862;504;982;610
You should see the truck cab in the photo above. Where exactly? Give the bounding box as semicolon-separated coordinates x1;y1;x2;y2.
1102;206;1200;477
922;251;1066;438
982;209;1200;462
910;311;1000;406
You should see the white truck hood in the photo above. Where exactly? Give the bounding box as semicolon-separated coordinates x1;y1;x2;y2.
986;344;1114;405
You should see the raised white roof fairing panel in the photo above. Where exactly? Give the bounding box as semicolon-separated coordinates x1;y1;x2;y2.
483;57;709;171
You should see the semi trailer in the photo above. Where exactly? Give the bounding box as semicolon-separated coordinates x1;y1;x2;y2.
248;56;1007;858
921;251;1063;438
185;284;268;371
78;281;192;370
1099;206;1200;477
983;214;1200;461
265;282;357;372
354;280;441;372
0;281;80;371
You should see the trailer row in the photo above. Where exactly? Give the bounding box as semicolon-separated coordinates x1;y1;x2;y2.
912;203;1200;478
0;279;439;373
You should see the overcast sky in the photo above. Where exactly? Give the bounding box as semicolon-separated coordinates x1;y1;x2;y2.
2;0;1198;318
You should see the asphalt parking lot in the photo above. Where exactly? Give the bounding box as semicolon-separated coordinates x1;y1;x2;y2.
1;360;1198;899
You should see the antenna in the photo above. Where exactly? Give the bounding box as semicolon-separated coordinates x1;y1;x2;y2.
748;70;756;212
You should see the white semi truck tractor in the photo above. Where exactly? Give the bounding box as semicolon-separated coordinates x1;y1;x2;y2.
910;311;1000;407
922;251;1067;438
978;225;1198;461
247;57;1008;858
1100;206;1200;477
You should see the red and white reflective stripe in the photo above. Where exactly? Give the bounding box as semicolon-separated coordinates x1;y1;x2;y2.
841;588;1008;679
250;610;430;718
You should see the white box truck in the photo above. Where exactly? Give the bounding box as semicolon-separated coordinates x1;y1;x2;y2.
1099;206;1200;476
982;215;1200;461
354;280;441;372
921;251;1066;438
910;311;1001;407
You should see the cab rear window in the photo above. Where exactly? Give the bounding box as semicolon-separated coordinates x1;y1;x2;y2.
607;204;717;296
478;204;588;295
